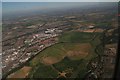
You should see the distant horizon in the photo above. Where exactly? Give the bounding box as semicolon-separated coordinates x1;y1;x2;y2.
2;0;119;2
2;2;118;19
3;2;101;14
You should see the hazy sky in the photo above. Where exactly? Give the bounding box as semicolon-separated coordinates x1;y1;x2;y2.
1;0;119;15
2;0;119;2
2;2;102;15
1;1;118;19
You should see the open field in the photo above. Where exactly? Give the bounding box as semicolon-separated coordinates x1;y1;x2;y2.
66;43;91;60
2;30;100;78
29;43;66;66
59;31;94;43
5;30;104;79
6;31;100;78
30;43;91;66
27;31;102;78
8;66;31;78
83;28;104;33
53;57;83;72
28;63;58;78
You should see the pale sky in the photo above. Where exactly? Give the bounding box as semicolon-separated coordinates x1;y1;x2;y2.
1;0;120;2
1;0;118;19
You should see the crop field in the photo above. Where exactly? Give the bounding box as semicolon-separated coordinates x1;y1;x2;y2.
59;31;96;43
28;63;58;78
8;66;32;78
28;31;102;78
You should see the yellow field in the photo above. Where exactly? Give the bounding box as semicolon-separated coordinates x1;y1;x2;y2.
66;43;91;60
8;66;32;78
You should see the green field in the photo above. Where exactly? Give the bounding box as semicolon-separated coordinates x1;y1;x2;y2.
59;31;99;43
28;31;102;78
28;63;58;78
53;57;83;72
29;43;66;66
